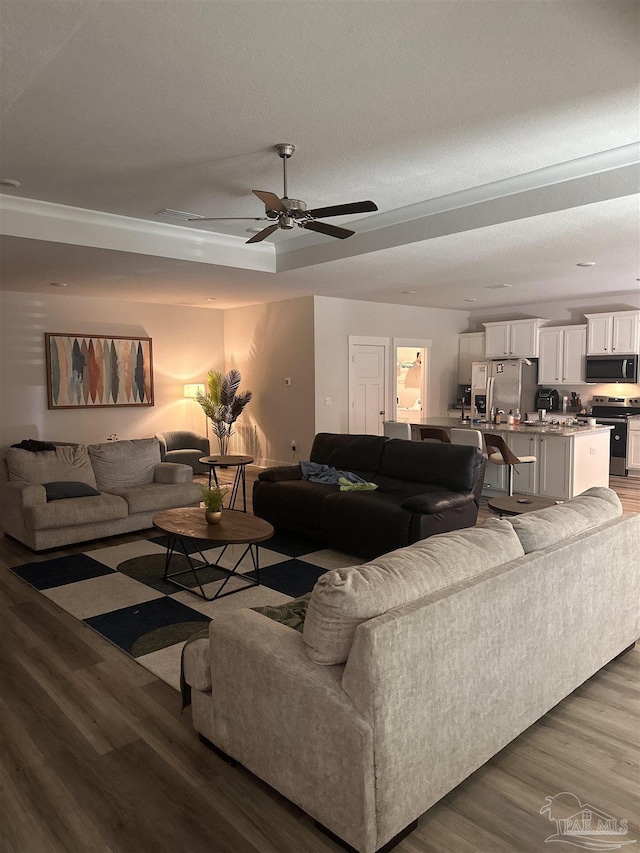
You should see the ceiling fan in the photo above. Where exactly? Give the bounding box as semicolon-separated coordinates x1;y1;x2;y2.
189;143;378;244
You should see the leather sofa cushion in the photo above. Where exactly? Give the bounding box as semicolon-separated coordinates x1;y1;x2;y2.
310;433;387;473
258;465;303;482
402;488;475;515
25;493;128;530
254;480;338;532
379;440;479;492
88;439;161;490
508;486;622;554
321;491;412;560
304;518;525;665
6;445;98;488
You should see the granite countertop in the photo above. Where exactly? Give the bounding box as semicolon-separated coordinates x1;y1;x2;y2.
413;417;613;437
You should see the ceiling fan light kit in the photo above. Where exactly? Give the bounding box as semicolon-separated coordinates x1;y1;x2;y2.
190;144;378;244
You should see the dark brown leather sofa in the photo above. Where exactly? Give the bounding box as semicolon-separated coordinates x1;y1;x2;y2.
253;433;485;559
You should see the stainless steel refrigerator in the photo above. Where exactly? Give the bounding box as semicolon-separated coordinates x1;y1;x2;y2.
471;359;538;418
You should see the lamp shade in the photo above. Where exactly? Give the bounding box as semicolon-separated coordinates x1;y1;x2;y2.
183;383;205;399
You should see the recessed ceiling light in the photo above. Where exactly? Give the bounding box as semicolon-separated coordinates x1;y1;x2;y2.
206;297;216;301
464;298;477;303
49;282;68;287
401;290;416;295
486;283;513;289
576;262;596;267
0;178;21;188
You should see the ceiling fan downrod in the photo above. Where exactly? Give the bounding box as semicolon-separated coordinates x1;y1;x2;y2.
275;143;295;199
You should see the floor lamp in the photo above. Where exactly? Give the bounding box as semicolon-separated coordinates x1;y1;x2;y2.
183;384;207;441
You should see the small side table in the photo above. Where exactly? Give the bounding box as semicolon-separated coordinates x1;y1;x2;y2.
199;455;254;512
488;495;559;517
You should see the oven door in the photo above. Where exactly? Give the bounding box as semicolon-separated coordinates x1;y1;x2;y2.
596;418;628;475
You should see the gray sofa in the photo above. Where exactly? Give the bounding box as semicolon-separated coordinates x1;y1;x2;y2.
0;439;202;550
183;487;639;853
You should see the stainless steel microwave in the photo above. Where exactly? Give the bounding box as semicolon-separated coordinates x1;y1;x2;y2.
585;354;638;383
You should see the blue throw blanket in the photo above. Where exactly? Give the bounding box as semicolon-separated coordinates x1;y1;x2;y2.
300;461;377;491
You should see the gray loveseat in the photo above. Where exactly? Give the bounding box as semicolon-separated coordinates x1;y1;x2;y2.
183;487;639;853
0;438;202;551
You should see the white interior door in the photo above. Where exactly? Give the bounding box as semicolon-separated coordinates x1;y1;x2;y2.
349;344;387;435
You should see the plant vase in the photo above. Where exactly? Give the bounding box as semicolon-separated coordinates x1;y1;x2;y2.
205;510;222;525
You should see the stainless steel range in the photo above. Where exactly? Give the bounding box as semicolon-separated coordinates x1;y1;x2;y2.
591;396;640;476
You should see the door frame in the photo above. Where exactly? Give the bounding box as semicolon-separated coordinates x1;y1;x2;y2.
393;337;431;421
348;336;391;434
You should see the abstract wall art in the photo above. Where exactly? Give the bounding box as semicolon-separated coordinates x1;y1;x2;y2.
45;333;154;408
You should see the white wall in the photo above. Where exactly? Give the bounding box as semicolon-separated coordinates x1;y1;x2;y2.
223;296;315;466
465;295;640;407
0;291;224;447
314;296;468;434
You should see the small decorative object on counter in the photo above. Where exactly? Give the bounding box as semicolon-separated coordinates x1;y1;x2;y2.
514;409;521;425
494;410;502;424
507;410;514;425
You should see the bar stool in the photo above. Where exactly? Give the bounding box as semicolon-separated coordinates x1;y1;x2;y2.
383;421;412;440
484;433;536;497
419;427;451;443
450;428;483;449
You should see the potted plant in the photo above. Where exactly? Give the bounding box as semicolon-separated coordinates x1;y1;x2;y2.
197;369;252;455
201;484;228;525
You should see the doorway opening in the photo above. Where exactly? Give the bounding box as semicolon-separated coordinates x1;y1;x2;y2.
395;345;428;424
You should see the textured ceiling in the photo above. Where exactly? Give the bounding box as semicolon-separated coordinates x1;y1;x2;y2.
0;0;638;309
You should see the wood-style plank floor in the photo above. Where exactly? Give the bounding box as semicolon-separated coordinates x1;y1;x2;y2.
0;470;638;853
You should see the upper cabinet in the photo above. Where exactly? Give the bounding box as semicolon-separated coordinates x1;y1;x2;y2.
457;332;485;383
538;325;586;385
483;319;545;358
585;311;640;355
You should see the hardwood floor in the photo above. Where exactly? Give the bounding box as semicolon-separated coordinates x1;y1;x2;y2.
0;470;638;853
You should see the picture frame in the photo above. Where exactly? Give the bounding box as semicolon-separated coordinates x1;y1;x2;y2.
45;333;154;409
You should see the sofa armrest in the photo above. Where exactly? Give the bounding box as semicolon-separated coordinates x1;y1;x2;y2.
402;488;474;515
0;480;47;507
200;610;376;853
257;465;302;482
154;462;193;484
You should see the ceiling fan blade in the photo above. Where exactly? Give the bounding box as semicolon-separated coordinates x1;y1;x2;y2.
306;200;378;218
246;223;279;244
188;216;270;221
253;190;287;213
302;220;354;240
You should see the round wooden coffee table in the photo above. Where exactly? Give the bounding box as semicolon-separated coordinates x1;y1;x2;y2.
488;495;559;517
199;455;254;512
153;506;273;601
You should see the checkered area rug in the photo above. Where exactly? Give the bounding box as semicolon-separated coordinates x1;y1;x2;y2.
11;531;364;691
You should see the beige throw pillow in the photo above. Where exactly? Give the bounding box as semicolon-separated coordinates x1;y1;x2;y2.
303;518;525;665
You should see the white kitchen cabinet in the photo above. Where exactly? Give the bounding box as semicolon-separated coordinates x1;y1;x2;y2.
506;433;538;494
538;436;571;500
457;333;485;383
538;325;586;384
628;418;640;476
483;319;544;358
482;459;507;492
585;311;640;354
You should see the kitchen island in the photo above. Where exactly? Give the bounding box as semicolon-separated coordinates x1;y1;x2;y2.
410;419;612;500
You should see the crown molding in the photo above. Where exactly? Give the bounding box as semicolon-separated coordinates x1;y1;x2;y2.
0;195;277;273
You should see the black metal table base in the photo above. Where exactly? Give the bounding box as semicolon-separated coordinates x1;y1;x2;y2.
208;465;248;512
162;533;260;601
